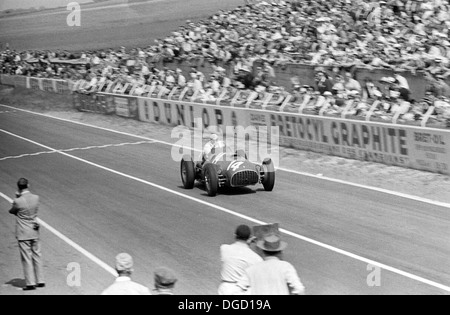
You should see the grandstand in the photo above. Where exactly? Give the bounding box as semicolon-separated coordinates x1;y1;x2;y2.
1;0;450;128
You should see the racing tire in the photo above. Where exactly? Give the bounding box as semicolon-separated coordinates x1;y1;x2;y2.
262;158;275;192
204;163;219;197
181;158;196;189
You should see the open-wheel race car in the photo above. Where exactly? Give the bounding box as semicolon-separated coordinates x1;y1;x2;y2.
180;147;275;197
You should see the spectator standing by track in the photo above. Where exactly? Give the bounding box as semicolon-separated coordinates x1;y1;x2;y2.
218;225;262;295
102;253;151;295
8;178;45;291
238;234;305;295
153;267;178;295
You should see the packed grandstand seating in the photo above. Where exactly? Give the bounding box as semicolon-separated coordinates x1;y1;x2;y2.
1;0;450;127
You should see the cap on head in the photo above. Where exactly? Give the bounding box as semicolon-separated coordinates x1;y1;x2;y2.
154;267;177;288
235;225;252;241
115;253;133;272
210;134;219;142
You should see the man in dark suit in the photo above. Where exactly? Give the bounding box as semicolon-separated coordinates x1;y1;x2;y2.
9;178;45;291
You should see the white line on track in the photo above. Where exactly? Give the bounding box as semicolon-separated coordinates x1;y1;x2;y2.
0;192;117;277
0;140;155;161
1;126;449;292
2;104;449;210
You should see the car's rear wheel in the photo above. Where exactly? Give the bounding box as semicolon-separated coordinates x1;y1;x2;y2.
204;163;219;197
181;158;195;189
262;158;275;192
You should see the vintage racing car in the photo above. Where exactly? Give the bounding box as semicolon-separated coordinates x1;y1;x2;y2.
180;147;275;197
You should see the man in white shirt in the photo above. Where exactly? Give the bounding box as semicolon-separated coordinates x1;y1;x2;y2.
176;69;186;87
218;225;263;295
238;234;305;295
394;71;410;91
165;70;176;86
191;73;204;94
101;253;151;295
344;72;362;93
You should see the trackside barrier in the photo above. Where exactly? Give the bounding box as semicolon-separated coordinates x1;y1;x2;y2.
72;92;115;115
97;93;139;120
73;92;139;119
0;75;75;94
261;111;450;175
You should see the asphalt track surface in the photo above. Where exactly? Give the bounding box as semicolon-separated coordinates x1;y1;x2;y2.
0;0;244;51
0;106;449;295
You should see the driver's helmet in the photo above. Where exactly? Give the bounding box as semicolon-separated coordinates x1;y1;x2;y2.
209;134;225;154
209;133;219;144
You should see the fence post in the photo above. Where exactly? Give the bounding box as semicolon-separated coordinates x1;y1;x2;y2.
366;100;380;122
341;100;355;119
421;106;436;127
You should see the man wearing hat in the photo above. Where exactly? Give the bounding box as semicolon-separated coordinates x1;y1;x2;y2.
101;253;151;295
218;225;263;295
153;267;177;295
238;234;305;295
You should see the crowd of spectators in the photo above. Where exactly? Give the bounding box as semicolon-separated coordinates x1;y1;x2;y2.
136;0;450;74
69;63;448;127
99;224;304;295
1;0;450;127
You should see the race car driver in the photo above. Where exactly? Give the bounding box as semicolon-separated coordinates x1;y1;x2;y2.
202;133;225;163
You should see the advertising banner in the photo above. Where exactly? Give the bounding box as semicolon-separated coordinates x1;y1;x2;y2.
73;92;115;114
114;96;131;118
409;130;449;174
73;92;94;112
137;98;244;136
98;94;116;115
105;95;139;119
261;112;450;175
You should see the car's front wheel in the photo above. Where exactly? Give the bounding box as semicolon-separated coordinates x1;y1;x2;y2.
262;158;275;192
181;158;196;189
204;163;219;197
